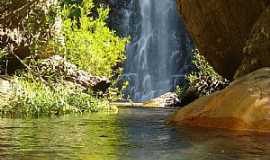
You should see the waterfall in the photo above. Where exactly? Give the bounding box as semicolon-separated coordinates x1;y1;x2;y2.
112;0;194;102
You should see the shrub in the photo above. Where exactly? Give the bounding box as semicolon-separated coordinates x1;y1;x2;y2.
176;49;229;104
61;0;128;77
186;49;220;83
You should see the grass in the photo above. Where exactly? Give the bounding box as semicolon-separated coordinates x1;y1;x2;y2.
0;76;116;117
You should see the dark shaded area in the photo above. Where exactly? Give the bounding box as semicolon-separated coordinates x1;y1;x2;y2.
0;0;56;74
177;0;270;79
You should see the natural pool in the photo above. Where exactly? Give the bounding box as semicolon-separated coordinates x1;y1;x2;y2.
0;108;269;160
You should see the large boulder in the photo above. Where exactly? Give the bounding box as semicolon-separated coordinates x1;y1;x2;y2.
176;0;270;79
143;92;181;107
170;68;270;132
32;55;111;93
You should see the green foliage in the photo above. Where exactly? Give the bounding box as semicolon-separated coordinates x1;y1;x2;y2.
176;49;228;102
186;49;220;84
61;0;128;77
0;49;8;74
175;85;185;100
0;49;7;59
0;75;113;116
108;80;129;101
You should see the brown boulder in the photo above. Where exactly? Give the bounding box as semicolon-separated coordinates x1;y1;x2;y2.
170;68;270;132
177;0;269;79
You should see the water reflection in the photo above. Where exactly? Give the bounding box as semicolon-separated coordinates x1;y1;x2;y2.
0;114;124;160
0;108;269;160
174;127;270;160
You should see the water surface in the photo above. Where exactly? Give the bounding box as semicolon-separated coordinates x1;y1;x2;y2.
0;108;269;160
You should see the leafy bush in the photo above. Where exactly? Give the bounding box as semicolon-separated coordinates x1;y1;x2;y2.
61;0;128;77
176;49;229;104
186;49;220;84
175;85;185;99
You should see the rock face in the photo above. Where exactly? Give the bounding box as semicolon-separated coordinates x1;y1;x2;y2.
170;68;270;132
235;7;270;78
33;55;111;93
176;0;270;79
143;92;180;107
0;0;59;74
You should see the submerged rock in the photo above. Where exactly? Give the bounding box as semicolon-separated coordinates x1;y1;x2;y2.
143;92;180;107
170;68;270;132
33;55;111;93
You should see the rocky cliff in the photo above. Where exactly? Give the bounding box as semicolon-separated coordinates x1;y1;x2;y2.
177;0;270;79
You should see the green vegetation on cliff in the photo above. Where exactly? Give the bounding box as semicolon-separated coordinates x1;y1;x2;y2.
176;50;229;105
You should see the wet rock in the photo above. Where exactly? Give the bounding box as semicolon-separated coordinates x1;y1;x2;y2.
33;55;110;93
143;92;180;107
171;68;270;132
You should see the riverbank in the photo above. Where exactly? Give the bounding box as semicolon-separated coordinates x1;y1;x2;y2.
0;55;122;116
0;0;128;116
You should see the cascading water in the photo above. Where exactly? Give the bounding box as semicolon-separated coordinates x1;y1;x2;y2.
111;0;194;102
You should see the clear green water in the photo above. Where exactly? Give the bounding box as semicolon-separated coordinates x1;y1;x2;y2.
0;108;270;160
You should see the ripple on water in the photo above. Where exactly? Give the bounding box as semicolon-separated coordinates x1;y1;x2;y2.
0;108;269;160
